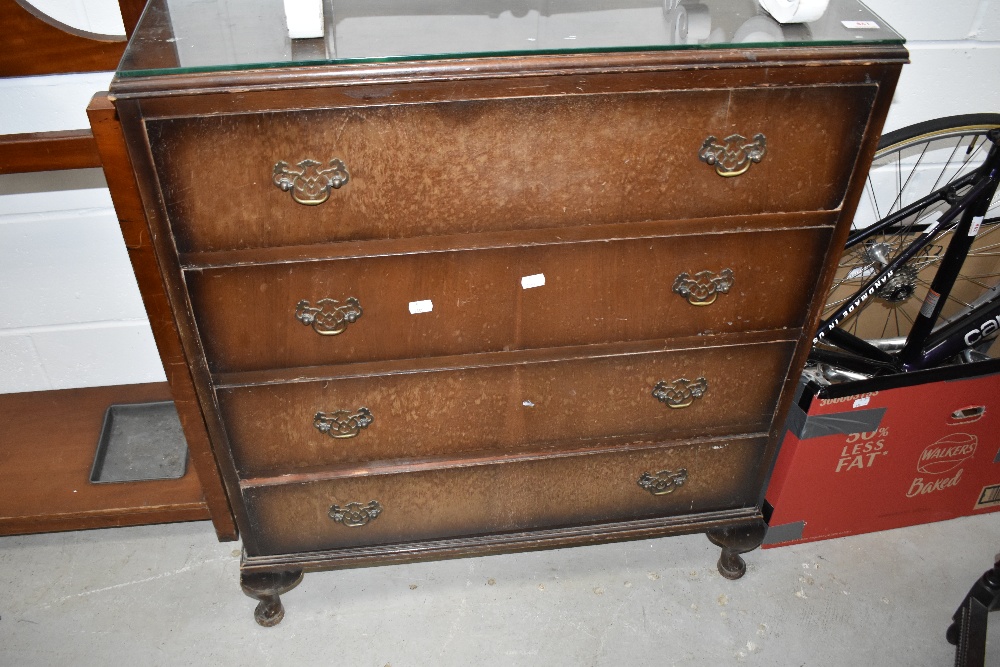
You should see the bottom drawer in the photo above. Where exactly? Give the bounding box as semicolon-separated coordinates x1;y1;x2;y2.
242;436;767;556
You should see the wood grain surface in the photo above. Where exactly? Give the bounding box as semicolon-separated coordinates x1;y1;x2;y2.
242;436;768;556
88;94;238;540
147;85;874;252
0;383;208;535
187;225;828;373
218;338;793;477
0;130;102;174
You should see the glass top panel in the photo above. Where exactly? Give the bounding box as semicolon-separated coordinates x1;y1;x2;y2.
117;0;903;77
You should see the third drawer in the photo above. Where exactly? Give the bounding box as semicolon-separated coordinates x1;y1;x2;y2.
216;338;794;477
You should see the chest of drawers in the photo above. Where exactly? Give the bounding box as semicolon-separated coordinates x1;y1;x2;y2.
109;0;906;625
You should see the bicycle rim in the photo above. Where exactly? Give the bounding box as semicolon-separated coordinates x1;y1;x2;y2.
820;115;1000;359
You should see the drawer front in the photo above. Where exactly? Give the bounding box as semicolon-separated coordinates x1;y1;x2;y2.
149;85;875;252
242;436;767;556
188;227;828;374
217;340;793;477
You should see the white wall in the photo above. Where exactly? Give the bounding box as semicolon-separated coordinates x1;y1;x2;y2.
866;0;1000;132
1;0;998;393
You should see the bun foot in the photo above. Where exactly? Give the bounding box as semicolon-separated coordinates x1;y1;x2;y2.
253;598;286;627
706;519;767;581
241;570;304;627
717;549;748;580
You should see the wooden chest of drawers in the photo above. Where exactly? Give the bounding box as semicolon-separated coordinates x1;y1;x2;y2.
110;0;906;625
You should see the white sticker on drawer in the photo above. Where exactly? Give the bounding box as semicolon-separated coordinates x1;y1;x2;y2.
409;300;433;314
521;273;546;289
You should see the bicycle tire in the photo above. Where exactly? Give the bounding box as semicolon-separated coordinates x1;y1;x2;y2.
818;114;1000;362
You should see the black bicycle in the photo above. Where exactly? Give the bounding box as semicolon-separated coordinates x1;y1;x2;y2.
807;114;1000;383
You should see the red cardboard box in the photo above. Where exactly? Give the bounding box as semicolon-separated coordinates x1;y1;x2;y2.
763;361;1000;548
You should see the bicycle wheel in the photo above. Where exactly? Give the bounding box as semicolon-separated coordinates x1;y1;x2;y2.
819;114;1000;358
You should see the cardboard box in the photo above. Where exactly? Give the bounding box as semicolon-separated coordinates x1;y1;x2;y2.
763;360;1000;548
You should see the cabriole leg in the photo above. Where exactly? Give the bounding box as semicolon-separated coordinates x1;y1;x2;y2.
706;519;767;580
240;570;304;627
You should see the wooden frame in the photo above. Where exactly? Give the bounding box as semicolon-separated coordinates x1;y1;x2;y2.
0;383;211;535
0;0;237;540
0;0;150;175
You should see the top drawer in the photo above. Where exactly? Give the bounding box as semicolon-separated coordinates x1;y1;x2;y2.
147;84;876;253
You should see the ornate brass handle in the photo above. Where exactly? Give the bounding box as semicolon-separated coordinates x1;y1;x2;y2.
698;133;766;177
652;378;708;409
638;469;688;495
314;407;373;439
673;269;734;306
295;297;362;336
329;500;382;527
273;158;350;205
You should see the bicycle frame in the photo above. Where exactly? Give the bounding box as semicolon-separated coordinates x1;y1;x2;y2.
812;129;1000;375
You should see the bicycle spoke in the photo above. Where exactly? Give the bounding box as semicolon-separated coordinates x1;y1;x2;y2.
887;140;928;215
956;275;993;290
928;136;967;194
958;271;1000;280
946;292;974;309
949;137;990;183
970;237;1000;252
824;295;854;310
882;310;893;338
865;175;881;225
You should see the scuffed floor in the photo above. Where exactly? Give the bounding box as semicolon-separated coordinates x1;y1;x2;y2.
0;513;996;665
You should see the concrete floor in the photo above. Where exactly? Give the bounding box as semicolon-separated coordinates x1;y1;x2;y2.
0;514;996;666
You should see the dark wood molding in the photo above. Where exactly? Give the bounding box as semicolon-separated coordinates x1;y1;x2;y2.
88;92;239;541
241;509;762;573
111;44;910;99
0;129;101;174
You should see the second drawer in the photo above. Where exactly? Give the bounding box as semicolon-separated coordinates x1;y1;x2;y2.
216;339;794;477
188;226;829;373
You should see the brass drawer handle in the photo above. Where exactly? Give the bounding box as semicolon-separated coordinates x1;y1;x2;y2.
698;133;766;177
273;158;350;205
652;378;708;409
295;297;362;336
638;469;688;496
673;269;734;306
314;407;373;439
329;500;382;527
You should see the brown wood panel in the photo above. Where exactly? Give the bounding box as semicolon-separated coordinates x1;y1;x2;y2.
0;383;209;536
187;225;830;373
217;339;793;477
87;94;239;541
0;130;102;174
242;436;767;556
148;84;874;253
0;0;126;77
119;0;148;37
